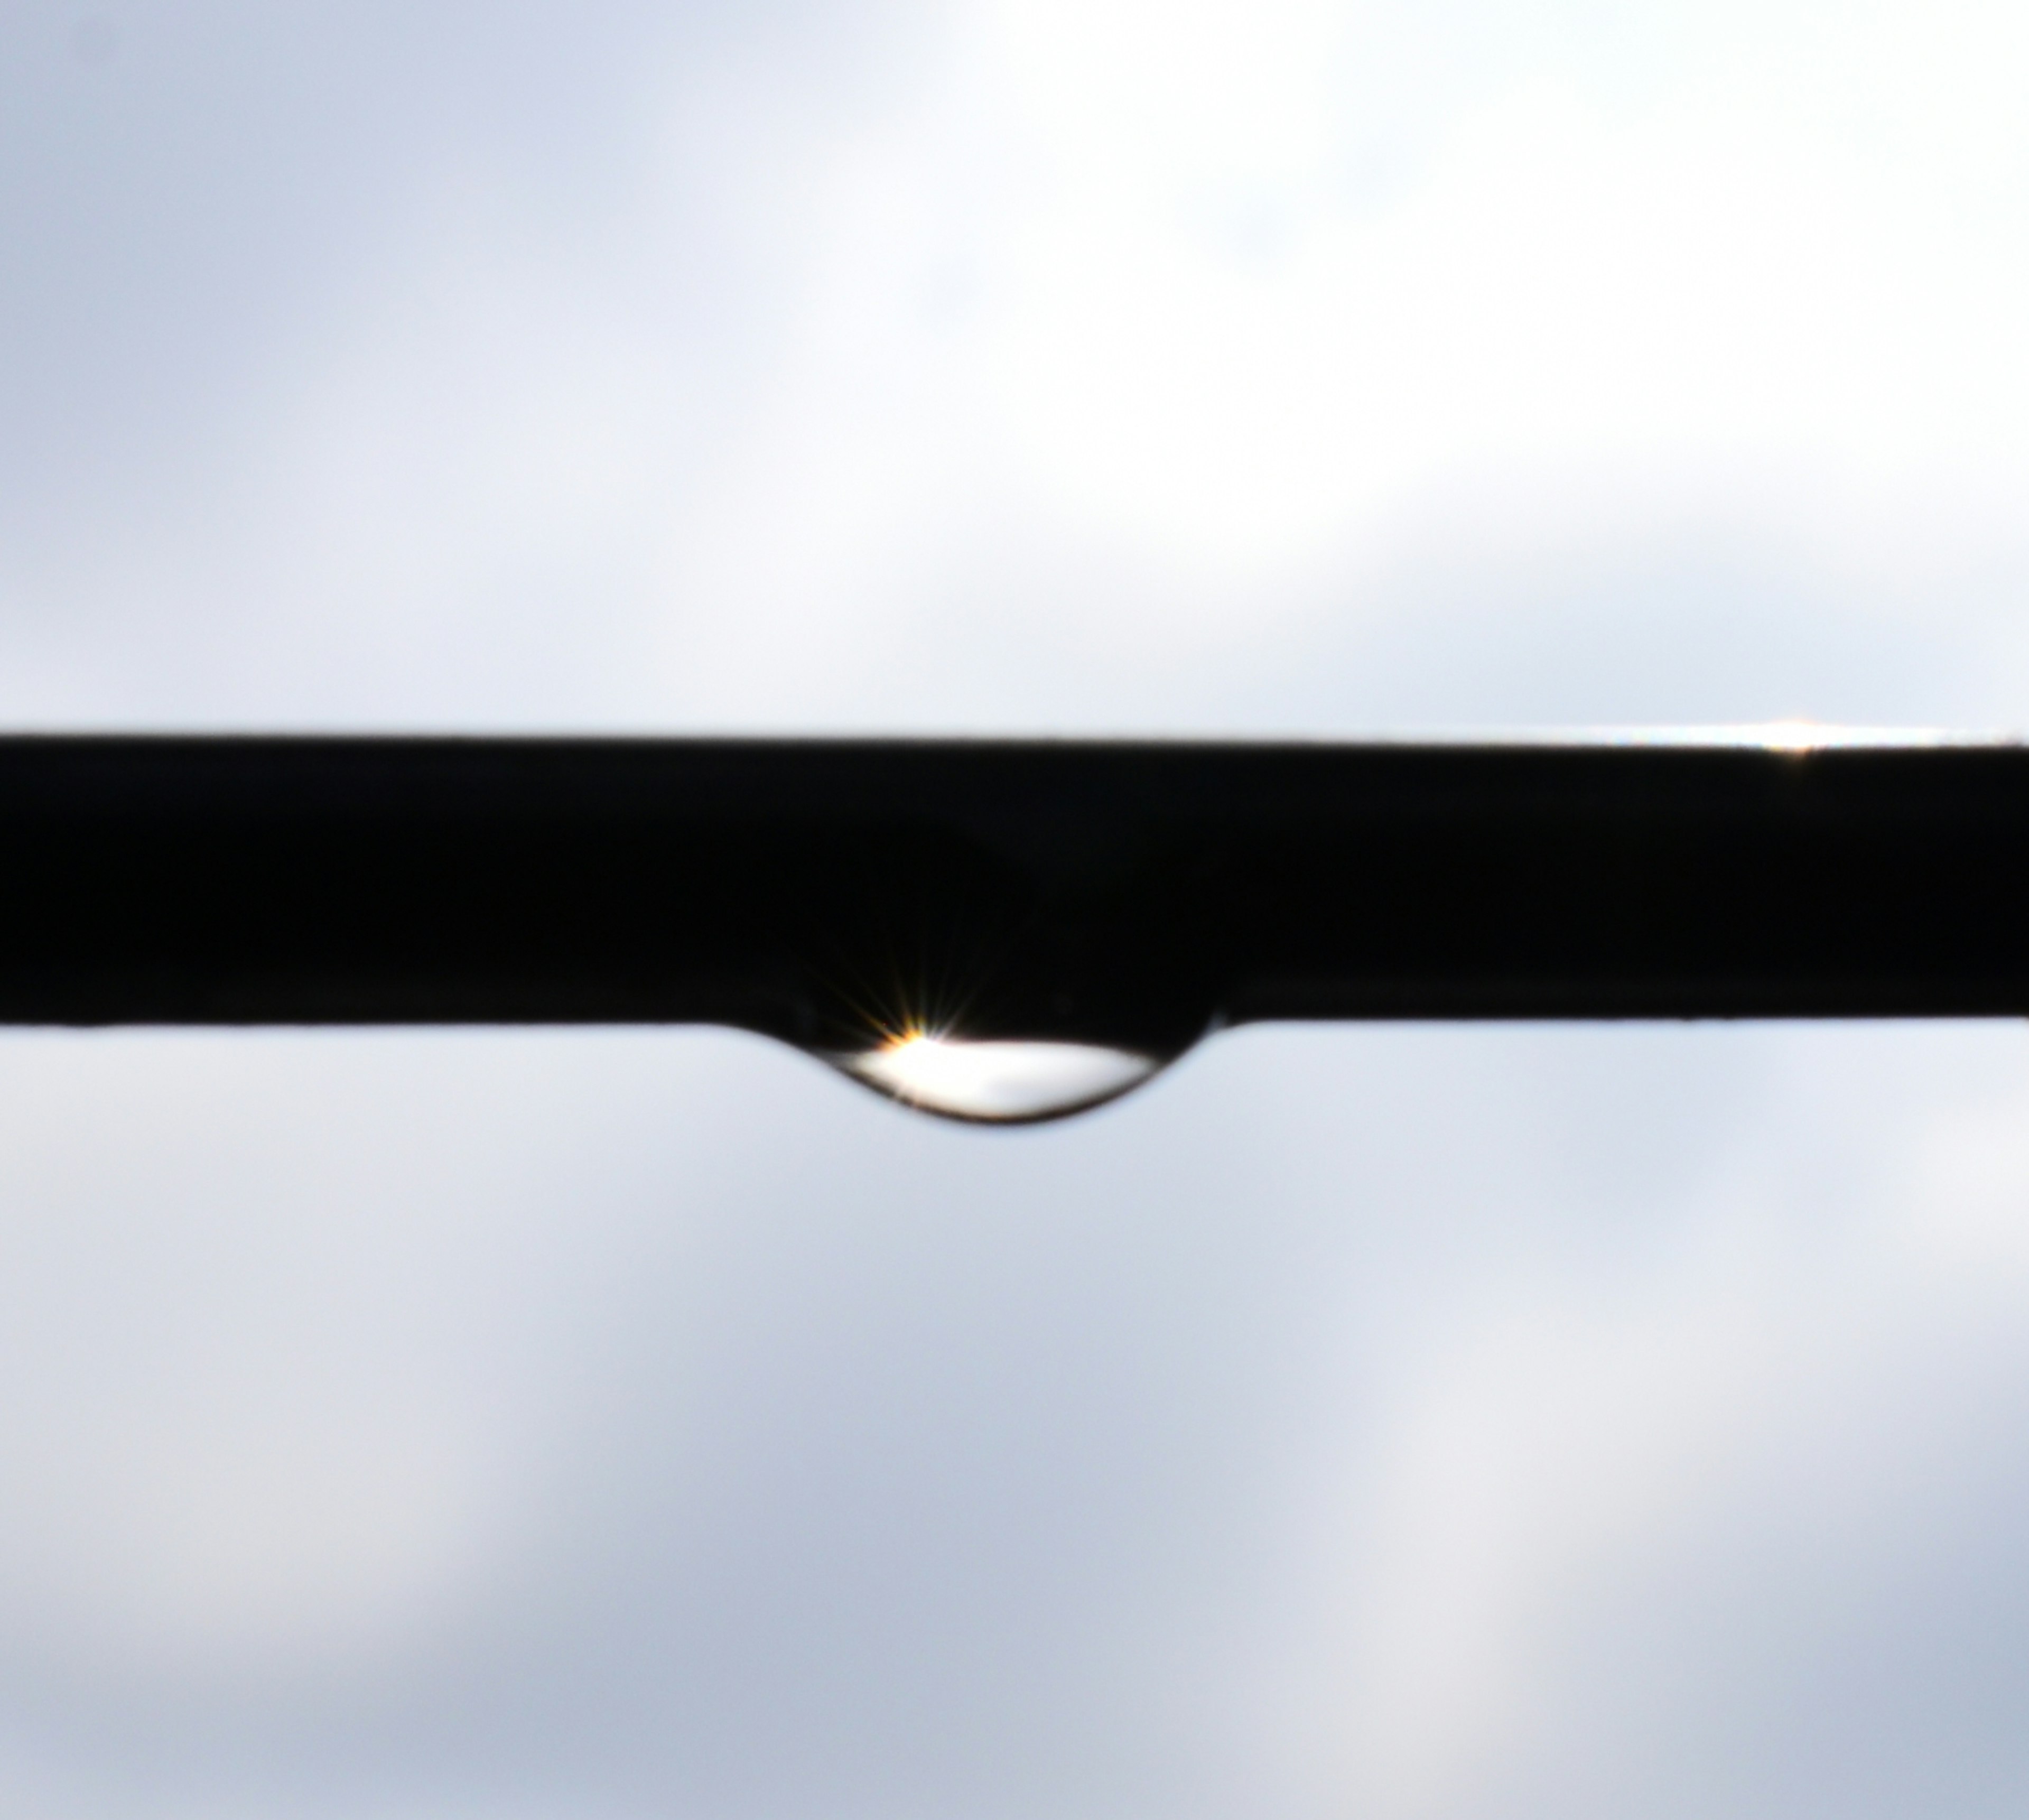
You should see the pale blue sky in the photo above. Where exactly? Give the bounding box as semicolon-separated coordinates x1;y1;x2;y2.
4;4;2029;1816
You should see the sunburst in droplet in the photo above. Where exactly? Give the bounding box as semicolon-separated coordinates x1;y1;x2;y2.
826;1028;1164;1123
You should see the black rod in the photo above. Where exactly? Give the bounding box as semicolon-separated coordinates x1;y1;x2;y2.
0;734;2021;1056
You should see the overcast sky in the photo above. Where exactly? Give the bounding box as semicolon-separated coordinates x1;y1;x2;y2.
5;3;2029;1816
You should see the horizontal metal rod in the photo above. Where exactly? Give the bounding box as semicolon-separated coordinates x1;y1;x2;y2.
0;733;2021;1053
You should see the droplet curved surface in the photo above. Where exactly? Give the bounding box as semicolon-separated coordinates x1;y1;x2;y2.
826;1032;1166;1123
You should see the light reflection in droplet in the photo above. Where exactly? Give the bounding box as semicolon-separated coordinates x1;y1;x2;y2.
826;1031;1165;1123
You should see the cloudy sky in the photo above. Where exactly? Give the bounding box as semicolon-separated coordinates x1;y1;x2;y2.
5;1;2029;1815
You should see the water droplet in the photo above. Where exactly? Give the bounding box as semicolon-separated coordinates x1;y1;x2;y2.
825;1030;1167;1124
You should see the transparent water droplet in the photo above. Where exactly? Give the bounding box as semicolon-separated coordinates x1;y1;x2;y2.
825;1031;1167;1124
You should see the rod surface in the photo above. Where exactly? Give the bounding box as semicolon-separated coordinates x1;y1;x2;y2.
0;735;2021;1050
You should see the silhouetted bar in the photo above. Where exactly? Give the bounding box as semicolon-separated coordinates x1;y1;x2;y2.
0;735;2020;1055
